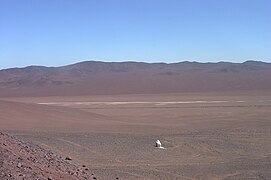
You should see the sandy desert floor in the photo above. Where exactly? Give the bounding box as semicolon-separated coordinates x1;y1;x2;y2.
1;92;271;179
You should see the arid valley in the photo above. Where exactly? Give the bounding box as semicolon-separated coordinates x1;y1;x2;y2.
1;90;271;179
1;61;271;179
2;0;271;178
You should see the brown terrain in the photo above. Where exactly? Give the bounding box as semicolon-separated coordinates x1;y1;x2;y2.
0;132;95;180
0;60;271;97
1;61;271;179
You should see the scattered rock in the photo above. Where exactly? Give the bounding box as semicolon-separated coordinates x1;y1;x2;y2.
65;156;72;161
0;132;94;179
17;163;22;168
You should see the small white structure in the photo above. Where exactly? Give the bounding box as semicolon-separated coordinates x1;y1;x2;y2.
155;139;165;149
156;140;162;147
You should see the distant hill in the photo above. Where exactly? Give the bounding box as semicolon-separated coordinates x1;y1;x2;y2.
0;60;271;97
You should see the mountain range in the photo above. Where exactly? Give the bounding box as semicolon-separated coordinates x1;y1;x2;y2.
0;60;271;97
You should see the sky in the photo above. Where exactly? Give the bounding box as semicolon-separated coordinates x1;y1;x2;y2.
0;0;271;69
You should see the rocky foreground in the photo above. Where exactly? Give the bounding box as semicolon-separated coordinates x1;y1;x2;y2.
0;132;95;180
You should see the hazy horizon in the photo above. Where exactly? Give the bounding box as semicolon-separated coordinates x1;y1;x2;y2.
0;59;270;70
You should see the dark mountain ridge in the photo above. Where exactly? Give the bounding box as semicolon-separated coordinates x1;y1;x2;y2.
0;60;271;97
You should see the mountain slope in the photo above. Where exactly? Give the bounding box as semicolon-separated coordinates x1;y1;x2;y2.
0;61;271;97
0;132;94;179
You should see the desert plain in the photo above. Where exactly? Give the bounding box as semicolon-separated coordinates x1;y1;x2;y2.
1;91;271;179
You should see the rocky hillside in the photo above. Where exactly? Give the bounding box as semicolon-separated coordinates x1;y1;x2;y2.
0;132;96;179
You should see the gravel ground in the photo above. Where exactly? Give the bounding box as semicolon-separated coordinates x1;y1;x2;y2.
0;132;97;180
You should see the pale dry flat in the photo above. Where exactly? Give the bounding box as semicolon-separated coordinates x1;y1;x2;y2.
1;92;271;179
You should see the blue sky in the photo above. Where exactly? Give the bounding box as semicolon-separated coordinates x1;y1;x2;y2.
0;0;270;69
